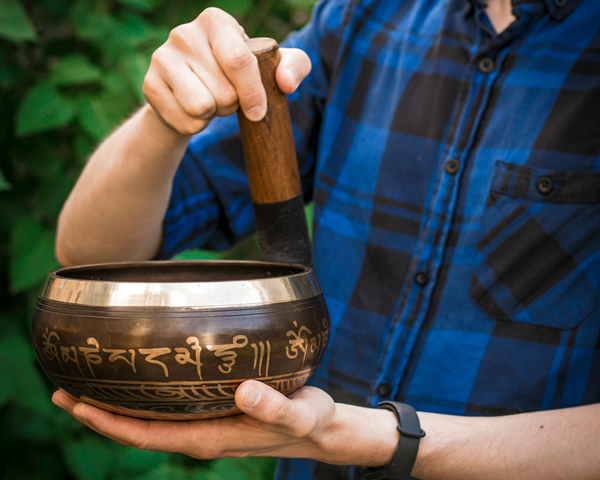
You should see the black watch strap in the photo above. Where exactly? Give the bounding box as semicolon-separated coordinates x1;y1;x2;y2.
363;402;425;480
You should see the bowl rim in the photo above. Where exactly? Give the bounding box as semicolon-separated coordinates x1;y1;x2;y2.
39;260;322;308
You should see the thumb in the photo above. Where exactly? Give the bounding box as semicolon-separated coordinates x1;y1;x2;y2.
276;47;312;94
235;380;301;430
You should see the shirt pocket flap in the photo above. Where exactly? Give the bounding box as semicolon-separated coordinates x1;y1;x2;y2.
470;161;600;330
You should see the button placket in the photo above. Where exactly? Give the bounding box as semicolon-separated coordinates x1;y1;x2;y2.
445;159;460;175
377;382;392;397
478;57;495;73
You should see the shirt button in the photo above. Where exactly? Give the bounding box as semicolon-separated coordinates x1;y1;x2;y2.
377;382;392;397
414;271;429;287
554;0;566;7
478;57;495;73
445;159;460;175
537;176;554;195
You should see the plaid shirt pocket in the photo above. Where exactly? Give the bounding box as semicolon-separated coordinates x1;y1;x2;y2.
470;161;600;329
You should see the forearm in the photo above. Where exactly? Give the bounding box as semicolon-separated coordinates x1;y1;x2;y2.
52;382;600;478
56;105;190;266
412;403;600;479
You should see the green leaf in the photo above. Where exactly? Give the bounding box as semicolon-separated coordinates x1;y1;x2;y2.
49;55;102;86
9;215;59;293
0;334;54;416
19;139;64;181
123;52;149;103
0;441;68;480
115;12;156;48
72;130;97;166
116;0;160;12
173;249;226;261
1;406;60;441
212;0;254;16
35;172;76;219
62;432;118;480
0;166;10;190
283;0;318;11
0;0;37;42
0;56;18;89
0;372;11;408
77;75;133;140
209;458;278;480
305;201;314;239
16;83;76;137
74;11;119;42
77;96;116;141
114;448;170;474
124;463;190;480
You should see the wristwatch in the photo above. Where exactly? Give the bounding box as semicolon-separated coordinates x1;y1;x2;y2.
363;402;426;480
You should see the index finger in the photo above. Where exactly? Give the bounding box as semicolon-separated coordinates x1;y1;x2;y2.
200;9;267;121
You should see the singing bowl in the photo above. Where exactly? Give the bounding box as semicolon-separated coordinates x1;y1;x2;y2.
31;260;330;420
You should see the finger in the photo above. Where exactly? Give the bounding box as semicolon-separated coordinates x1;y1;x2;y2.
276;48;312;94
201;9;266;121
164;63;218;120
52;391;127;444
235;381;327;439
181;46;241;118
52;389;78;411
68;401;234;458
143;69;210;136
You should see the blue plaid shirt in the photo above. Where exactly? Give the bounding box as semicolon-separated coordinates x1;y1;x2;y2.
160;0;600;478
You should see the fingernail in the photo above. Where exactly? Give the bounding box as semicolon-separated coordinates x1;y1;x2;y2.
72;404;88;422
243;385;262;408
246;105;266;122
287;66;299;89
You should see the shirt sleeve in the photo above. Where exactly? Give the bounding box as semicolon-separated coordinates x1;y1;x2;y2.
158;0;354;259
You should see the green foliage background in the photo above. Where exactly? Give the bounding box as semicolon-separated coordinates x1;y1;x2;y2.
0;0;315;478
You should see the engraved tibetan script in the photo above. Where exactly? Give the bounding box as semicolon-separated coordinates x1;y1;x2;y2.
251;340;271;378
138;348;171;377
175;336;202;380
79;337;102;378
206;335;248;374
286;321;312;368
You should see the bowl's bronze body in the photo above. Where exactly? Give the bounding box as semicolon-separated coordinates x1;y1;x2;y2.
31;261;330;420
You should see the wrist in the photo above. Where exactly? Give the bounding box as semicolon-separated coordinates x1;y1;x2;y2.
139;104;194;143
363;402;426;480
313;403;398;466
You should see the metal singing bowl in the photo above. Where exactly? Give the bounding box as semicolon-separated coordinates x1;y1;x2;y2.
31;260;330;420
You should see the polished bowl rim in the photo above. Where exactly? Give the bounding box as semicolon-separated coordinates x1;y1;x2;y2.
39;260;322;308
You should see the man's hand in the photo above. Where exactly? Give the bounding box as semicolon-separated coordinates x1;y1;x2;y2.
143;7;312;136
56;8;312;267
51;381;399;466
51;382;600;479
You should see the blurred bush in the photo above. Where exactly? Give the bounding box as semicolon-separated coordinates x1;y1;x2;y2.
0;0;315;478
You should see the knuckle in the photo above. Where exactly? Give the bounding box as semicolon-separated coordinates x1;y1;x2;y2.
186;96;216;118
167;24;188;44
142;75;158;101
224;45;255;72
130;436;150;451
166;24;197;52
239;87;265;110
132;422;156;451
176;119;205;136
294;414;317;438
263;396;289;425
217;84;238;106
149;48;168;70
199;7;225;23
